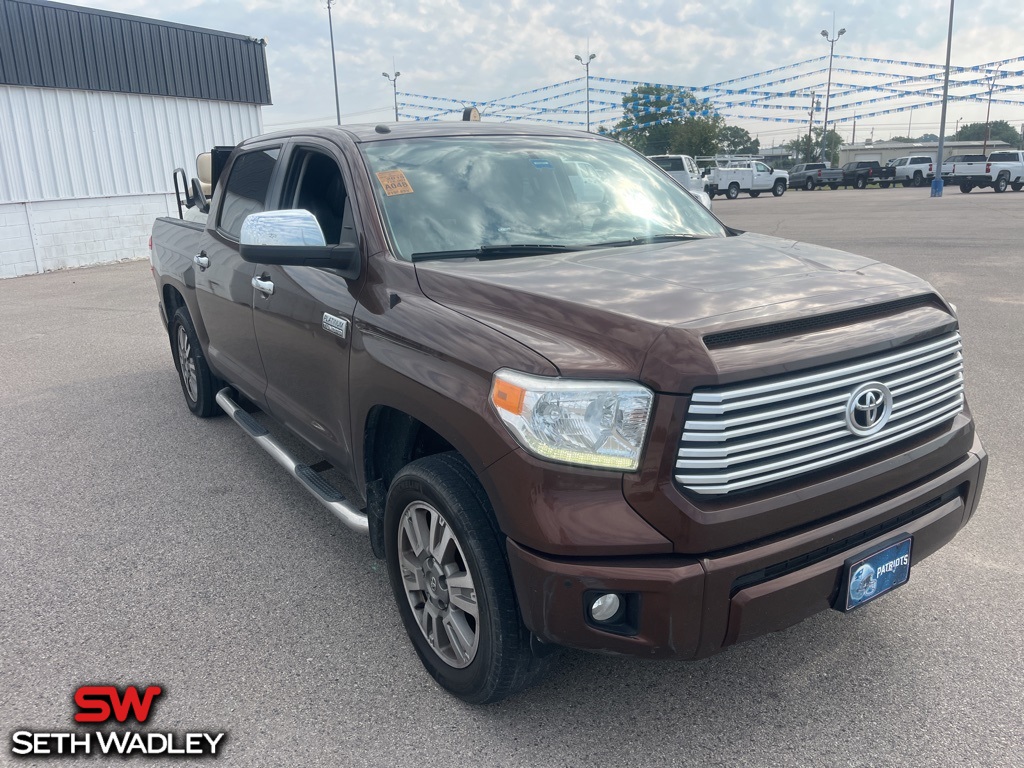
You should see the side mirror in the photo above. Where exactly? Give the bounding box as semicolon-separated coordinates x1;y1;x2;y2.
239;210;361;279
692;189;713;211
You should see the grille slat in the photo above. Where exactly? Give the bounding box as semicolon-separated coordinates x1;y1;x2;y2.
676;331;964;495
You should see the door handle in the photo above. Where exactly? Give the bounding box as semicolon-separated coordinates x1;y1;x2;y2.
252;276;275;296
193;252;209;270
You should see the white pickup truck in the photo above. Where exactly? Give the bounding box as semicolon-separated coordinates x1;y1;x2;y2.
648;154;705;194
945;150;1024;193
707;160;788;199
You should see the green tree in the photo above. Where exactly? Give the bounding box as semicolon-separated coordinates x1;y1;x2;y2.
669;112;725;157
953;120;1021;146
785;127;843;165
718;125;761;156
614;85;719;155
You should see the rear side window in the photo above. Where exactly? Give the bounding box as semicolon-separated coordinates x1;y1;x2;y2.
652;156;684;172
912;157;931;164
218;148;281;240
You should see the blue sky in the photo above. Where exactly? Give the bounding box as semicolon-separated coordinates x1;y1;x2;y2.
61;0;1024;144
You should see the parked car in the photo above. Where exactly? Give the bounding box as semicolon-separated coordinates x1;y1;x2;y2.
648;154;705;194
940;154;986;180
788;162;844;190
945;150;1024;193
841;161;897;189
707;160;788;198
888;156;935;187
150;122;986;704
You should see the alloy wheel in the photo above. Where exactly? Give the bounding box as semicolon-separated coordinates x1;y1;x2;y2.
397;500;480;668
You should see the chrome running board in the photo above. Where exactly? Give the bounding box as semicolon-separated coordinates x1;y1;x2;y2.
215;388;369;535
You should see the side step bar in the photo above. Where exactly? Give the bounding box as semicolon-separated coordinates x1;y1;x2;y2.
215;388;369;535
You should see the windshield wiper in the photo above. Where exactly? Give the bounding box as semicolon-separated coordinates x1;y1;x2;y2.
412;244;580;262
591;233;707;248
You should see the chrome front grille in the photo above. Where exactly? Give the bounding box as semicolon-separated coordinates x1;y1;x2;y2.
676;331;964;495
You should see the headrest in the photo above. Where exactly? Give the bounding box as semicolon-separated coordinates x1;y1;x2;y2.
196;152;213;197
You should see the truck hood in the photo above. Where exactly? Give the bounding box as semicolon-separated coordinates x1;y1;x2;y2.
414;232;932;388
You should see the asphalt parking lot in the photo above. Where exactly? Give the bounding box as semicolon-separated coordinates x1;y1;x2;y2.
2;186;1022;767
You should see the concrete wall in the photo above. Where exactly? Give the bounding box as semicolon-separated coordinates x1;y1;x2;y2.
0;194;174;278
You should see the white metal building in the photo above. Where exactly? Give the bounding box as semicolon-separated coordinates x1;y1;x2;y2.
0;0;270;278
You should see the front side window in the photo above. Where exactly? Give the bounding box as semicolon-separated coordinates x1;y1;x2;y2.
360;135;726;260
218;148;280;240
755;162;771;173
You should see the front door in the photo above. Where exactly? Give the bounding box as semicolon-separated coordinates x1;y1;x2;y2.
251;143;362;473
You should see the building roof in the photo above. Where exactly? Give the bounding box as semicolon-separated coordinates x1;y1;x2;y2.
0;0;271;105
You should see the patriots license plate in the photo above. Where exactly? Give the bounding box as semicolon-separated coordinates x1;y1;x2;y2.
836;536;913;612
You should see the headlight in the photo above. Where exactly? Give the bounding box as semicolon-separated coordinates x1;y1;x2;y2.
489;369;654;471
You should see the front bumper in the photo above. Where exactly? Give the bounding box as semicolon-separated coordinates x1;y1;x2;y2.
507;435;987;659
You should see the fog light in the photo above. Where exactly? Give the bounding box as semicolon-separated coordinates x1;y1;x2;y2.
589;593;622;623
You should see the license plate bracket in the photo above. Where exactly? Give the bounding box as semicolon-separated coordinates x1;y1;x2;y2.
835;535;913;612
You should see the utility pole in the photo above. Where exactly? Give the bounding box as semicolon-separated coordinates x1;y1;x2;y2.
806;92;819;163
326;0;341;125
982;64;1001;155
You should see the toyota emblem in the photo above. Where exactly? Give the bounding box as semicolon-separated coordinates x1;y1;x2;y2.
845;382;893;437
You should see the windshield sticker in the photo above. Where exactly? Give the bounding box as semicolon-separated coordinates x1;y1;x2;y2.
376;170;414;196
531;159;553;169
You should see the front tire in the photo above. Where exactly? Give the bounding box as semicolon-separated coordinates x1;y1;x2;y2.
169;307;219;417
772;179;786;197
879;181;891;189
384;453;545;704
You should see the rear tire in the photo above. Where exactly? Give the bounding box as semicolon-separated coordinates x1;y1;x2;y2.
829;183;839;190
959;182;973;194
748;191;760;198
912;171;924;187
725;183;740;200
1012;182;1023;192
854;177;867;190
772;179;786;197
804;177;815;191
879;181;890;189
384;453;548;704
169;307;220;417
993;175;1008;193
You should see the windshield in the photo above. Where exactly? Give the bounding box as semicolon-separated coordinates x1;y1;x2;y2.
359;135;726;260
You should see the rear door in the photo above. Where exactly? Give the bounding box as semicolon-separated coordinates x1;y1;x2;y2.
195;143;282;401
251;140;364;474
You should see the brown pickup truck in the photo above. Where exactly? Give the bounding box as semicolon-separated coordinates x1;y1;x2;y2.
150;122;987;704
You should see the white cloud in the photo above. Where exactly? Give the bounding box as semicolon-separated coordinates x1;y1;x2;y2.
57;0;1024;141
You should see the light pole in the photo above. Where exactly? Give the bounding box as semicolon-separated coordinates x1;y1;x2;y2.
382;70;401;122
574;52;596;131
933;0;954;197
820;23;846;166
326;0;341;125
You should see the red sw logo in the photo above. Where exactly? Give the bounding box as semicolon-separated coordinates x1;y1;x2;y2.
74;685;163;723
